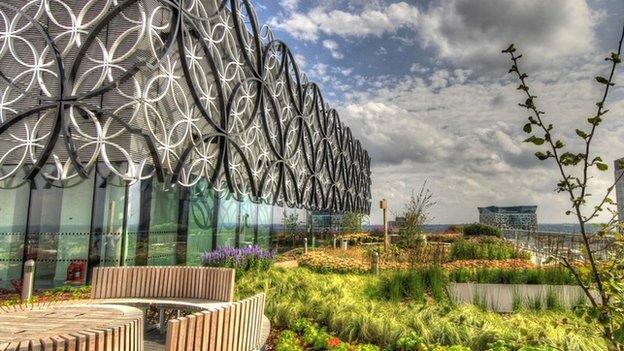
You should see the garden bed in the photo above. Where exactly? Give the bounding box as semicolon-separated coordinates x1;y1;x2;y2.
235;267;607;350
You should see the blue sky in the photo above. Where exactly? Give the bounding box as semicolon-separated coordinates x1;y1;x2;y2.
253;0;624;225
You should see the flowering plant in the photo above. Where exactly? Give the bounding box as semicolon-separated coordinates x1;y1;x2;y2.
201;245;275;277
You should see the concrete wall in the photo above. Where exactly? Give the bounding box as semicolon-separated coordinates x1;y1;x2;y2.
448;283;597;313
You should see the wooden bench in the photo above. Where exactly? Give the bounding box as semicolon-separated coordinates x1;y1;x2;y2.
91;266;237;332
91;266;235;306
165;293;269;351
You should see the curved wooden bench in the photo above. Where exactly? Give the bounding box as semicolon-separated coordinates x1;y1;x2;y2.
91;267;236;303
91;266;237;332
165;293;268;351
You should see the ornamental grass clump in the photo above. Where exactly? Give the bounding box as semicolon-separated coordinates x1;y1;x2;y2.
201;245;275;277
447;266;577;285
450;237;530;261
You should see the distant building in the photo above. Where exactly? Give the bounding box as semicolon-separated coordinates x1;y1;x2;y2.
615;158;624;223
478;206;537;232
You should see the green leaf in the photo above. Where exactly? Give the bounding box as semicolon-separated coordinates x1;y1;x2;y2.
523;123;532;133
607;52;621;64
554;140;564;149
535;151;549;160
596;163;608;171
502;44;516;53
595;76;613;85
575;129;587;138
588;116;602;126
524;136;545;145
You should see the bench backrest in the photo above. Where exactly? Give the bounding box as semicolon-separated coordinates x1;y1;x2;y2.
91;266;236;302
165;293;266;351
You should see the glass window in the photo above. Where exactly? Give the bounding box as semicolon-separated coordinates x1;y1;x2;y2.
89;163;128;268
147;182;180;266
186;181;215;265
256;202;272;249
238;197;257;248
0;176;29;289
123;180;142;266
27;172;94;288
216;191;239;248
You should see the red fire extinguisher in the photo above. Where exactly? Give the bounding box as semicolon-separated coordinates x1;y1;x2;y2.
66;260;86;284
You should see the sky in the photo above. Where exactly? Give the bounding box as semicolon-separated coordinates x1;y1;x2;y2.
252;0;624;225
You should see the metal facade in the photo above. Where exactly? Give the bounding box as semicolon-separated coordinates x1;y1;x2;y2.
0;0;371;214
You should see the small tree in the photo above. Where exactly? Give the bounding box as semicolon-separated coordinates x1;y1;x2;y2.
282;211;301;247
340;212;364;235
398;181;436;247
503;22;624;348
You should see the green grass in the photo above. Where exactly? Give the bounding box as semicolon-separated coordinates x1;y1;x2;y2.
235;267;607;350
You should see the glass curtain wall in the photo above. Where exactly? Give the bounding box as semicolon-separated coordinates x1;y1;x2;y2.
0;166;280;288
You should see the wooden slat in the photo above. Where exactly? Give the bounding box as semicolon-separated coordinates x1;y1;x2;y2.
166;320;180;351
185;314;196;351
193;312;204;351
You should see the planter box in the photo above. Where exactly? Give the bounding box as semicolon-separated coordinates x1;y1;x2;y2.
448;282;597;312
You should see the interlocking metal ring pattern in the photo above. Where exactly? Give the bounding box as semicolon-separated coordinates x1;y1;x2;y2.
0;0;371;214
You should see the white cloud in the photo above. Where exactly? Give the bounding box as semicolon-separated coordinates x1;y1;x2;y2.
293;53;307;69
418;0;598;71
409;63;429;74
322;39;343;59
269;2;420;41
337;59;624;225
280;0;298;12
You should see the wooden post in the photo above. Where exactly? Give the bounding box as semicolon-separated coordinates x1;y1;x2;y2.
21;259;35;301
371;251;379;275
380;199;388;250
304;237;308;253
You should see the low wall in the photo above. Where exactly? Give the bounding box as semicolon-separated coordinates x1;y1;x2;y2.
448;283;597;313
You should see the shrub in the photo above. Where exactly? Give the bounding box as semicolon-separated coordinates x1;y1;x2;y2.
353;345;380;351
462;224;501;237
276;330;304;351
450;237;529;261
201;245;275;277
396;332;428;351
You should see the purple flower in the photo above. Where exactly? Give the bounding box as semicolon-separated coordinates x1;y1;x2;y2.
201;245;276;271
